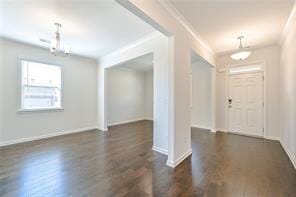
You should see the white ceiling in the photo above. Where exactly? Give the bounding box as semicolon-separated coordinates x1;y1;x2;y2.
0;0;155;59
114;53;153;72
169;0;294;54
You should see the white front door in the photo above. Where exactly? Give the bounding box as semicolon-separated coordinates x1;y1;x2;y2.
228;72;264;137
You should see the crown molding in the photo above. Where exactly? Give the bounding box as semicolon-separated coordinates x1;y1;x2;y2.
217;42;280;57
108;62;153;72
157;0;215;56
279;1;296;44
97;31;161;61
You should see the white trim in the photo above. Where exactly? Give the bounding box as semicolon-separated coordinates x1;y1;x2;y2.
143;117;153;121
152;145;168;155
228;64;263;75
216;128;227;132
226;131;264;139
0;126;98;147
264;136;280;141
166;148;192;168
18;57;64;112
215;130;295;169
211;67;216;133
279;1;296;44
103;50;155;132
17;107;64;113
167;36;175;167
280;140;296;169
158;0;214;56
226;60;267;138
104;68;108;130
99;32;161;62
218;129;281;142
191;124;211;130
218;43;279;57
97;126;108;132
107;118;150;127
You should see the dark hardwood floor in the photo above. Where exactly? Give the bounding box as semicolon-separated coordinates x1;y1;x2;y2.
1;120;295;196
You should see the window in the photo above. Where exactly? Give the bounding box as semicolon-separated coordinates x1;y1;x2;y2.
229;64;263;75
20;59;62;111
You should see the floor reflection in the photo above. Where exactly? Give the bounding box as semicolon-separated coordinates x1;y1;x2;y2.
20;150;63;196
1;121;295;196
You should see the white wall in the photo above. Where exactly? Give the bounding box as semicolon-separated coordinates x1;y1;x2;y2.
216;45;281;139
0;39;3;142
191;61;211;129
279;6;296;168
144;70;153;120
116;0;216;167
0;38;98;145
98;33;170;155
107;67;153;125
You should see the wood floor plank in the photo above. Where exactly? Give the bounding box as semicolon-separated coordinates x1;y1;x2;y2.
0;121;295;196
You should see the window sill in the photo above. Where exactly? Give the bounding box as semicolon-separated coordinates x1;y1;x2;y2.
17;107;64;113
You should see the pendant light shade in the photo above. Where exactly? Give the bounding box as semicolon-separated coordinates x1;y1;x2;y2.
231;36;251;61
230;50;251;61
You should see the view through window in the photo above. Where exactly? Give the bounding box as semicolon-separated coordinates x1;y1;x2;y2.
20;60;62;110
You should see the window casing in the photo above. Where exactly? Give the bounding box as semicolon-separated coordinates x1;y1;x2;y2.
19;59;63;111
228;64;263;75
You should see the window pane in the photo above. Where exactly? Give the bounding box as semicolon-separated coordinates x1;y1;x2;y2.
21;60;62;110
229;64;263;74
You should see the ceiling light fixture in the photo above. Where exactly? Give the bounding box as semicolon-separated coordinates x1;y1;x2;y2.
230;36;251;61
40;23;70;56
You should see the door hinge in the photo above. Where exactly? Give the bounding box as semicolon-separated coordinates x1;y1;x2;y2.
262;128;264;134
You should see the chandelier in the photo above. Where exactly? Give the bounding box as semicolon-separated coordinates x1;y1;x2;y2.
40;23;70;56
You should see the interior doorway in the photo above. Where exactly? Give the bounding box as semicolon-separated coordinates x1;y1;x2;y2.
190;51;215;132
106;53;153;127
227;63;265;137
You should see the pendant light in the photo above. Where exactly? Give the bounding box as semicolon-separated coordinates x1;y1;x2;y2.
40;23;70;56
230;36;251;61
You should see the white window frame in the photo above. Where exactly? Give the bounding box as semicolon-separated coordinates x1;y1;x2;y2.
228;63;263;75
18;57;64;112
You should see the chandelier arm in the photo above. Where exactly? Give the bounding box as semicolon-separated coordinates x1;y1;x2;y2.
40;22;70;56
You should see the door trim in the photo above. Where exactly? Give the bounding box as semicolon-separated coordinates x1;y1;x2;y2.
225;60;267;138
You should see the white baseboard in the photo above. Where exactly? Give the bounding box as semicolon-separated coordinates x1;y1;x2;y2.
0;126;98;147
263;136;296;168
143;117;153;121
216;128;227;132
265;136;280;141
108;118;151;127
97;126;108;132
280;140;296;169
218;129;281;142
216;131;295;169
152;145;168;155
191;124;211;130
191;125;216;133
166;148;192;168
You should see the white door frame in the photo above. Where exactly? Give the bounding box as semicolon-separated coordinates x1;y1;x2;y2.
225;60;267;138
